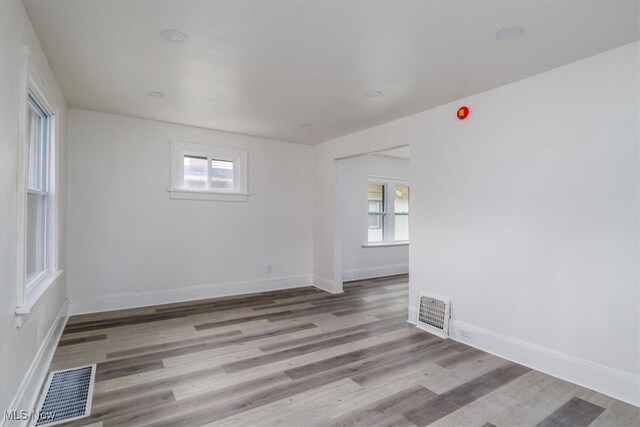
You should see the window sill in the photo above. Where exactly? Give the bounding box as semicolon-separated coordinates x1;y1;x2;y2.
16;269;63;324
362;242;409;248
168;188;250;202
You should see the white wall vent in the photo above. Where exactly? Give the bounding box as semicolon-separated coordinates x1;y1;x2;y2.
32;365;96;426
416;293;451;338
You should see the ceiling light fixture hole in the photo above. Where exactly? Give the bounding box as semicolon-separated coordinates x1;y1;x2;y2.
161;29;189;43
365;90;383;98
496;25;526;41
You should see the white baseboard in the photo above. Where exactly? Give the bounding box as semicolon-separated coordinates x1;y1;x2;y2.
69;275;313;315
2;301;68;427
342;264;409;282
313;275;343;294
448;320;640;407
407;311;639;407
407;305;418;325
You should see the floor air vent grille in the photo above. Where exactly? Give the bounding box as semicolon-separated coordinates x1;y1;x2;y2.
33;365;95;426
416;293;451;338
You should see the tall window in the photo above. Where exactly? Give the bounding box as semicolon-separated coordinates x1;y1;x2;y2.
16;51;61;320
25;93;51;288
367;178;410;244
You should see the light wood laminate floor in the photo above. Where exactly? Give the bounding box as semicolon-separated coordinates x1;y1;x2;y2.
47;275;639;426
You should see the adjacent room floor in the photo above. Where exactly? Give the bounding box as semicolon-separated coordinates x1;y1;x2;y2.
48;276;639;426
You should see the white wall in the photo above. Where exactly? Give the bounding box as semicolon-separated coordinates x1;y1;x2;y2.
313;42;639;405
66;109;314;314
339;155;409;281
0;0;68;421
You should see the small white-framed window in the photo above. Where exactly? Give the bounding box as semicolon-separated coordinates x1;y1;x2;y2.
169;141;248;201
16;47;62;320
366;177;410;245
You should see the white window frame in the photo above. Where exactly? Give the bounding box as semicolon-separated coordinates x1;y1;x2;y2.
16;47;62;323
169;141;249;202
363;176;410;248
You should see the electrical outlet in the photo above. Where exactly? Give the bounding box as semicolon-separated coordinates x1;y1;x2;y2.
460;327;472;339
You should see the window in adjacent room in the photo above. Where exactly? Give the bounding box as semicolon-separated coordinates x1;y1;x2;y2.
394;184;410;241
367;178;410;244
170;141;248;201
367;183;386;242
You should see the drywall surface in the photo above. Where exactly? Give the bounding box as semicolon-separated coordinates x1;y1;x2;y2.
66;109;314;313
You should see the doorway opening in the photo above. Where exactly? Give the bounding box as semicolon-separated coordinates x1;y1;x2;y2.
334;145;410;293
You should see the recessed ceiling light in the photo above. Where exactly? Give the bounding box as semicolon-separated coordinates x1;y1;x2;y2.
146;91;165;98
160;29;189;43
300;122;313;128
365;90;383;98
496;25;526;41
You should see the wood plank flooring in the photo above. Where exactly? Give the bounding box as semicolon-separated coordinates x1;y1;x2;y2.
46;275;639;426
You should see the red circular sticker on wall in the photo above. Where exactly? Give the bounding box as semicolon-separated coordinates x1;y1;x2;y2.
457;106;470;120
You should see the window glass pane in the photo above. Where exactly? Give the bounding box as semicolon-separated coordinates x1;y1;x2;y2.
394;184;410;241
211;159;234;190
183;155;208;189
368;214;384;242
368;184;384;211
395;214;409;241
27;98;47;191
368;183;385;242
26;192;46;283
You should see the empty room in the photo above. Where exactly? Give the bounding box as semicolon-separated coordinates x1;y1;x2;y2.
1;0;639;426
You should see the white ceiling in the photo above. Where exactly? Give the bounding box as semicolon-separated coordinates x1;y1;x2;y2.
24;0;639;145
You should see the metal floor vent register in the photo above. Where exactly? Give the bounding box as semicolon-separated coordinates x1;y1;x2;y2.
416;293;451;338
32;365;96;426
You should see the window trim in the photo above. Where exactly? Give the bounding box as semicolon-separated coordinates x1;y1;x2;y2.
169;141;249;202
366;176;410;245
15;47;62;324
